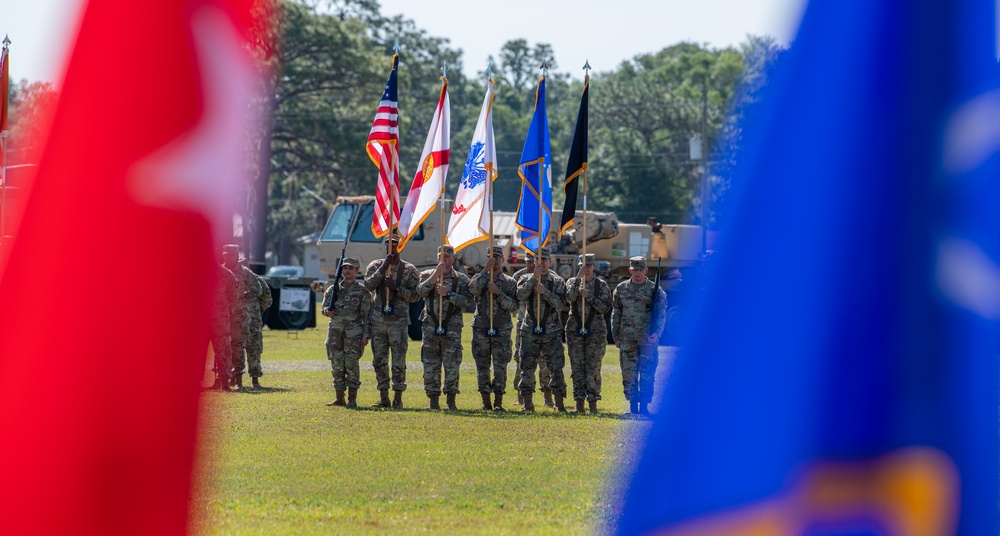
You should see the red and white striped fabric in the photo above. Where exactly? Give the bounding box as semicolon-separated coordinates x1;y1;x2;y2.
397;78;449;251
366;54;400;238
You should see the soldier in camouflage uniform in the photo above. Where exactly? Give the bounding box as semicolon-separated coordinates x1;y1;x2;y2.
416;245;471;410
364;234;421;409
221;244;256;390
511;255;552;406
210;263;238;391
515;247;568;412
322;257;371;408
565;253;613;413
225;250;268;390
611;256;667;415
240;259;273;389
468;246;519;411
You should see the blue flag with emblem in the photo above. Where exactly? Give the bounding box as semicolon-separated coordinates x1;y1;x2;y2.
615;0;999;534
515;76;552;255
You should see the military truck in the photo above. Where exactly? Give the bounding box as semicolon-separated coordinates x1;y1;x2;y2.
315;195;704;342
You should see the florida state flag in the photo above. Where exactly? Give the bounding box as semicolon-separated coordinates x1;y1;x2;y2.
0;0;269;534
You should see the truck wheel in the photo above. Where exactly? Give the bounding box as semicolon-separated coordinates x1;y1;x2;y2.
408;300;424;341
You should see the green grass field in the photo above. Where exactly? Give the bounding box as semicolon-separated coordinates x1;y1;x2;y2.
191;311;656;535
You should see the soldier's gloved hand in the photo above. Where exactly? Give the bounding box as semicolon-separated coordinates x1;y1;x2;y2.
534;283;546;295
385;277;397;290
322;308;330;317
488;281;501;295
436;283;449;297
579;286;590;299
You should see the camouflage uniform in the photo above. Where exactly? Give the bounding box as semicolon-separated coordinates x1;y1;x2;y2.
611;257;667;405
211;265;238;386
565;261;613;402
468;256;519;397
515;264;568;402
511;266;551;395
227;265;257;381
364;256;421;393
230;265;267;380
417;262;471;398
241;270;272;380
324;273;371;391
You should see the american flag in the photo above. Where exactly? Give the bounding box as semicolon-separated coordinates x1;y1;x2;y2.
367;54;400;238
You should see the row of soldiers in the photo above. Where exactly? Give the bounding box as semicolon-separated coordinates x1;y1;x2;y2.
322;235;667;414
210;244;274;391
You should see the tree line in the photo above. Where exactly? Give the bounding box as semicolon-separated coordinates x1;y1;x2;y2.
5;0;785;265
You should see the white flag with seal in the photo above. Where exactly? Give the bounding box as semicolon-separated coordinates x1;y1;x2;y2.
448;79;497;250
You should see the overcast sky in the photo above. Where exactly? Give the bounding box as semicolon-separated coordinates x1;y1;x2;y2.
2;0;808;85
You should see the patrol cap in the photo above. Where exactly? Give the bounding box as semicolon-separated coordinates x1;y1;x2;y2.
524;251;535;262
629;256;647;270
539;247;552;259
438;245;455;257
222;244;240;255
342;257;361;269
383;233;401;246
578;253;596;266
491;246;505;258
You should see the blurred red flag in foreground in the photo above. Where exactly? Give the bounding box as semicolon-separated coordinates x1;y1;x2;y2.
0;0;268;533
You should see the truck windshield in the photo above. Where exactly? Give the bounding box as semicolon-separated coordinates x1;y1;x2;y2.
349;204;380;242
321;203;357;241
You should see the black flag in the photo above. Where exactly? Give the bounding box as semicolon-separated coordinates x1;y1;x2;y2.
560;75;588;234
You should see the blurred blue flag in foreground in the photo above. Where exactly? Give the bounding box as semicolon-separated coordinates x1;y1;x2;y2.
616;0;1000;534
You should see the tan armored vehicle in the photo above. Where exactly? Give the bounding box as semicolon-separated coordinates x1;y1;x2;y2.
317;196;703;286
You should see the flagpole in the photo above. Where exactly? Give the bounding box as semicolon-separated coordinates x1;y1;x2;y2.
486;64;495;335
0;36;9;252
581;65;590;331
438;196;445;334
536;156;543;326
386;43;401;310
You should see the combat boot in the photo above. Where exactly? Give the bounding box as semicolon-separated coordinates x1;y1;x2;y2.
233;373;243;390
515;393;523;406
392;390;404;409
209;374;222;390
346;388;358;408
575;399;586;413
553;395;567;413
638;402;650;415
629;400;640;414
521;392;535;412
371;389;391;408
493;393;505;412
326;390;346;406
479;392;493;411
588;400;599;414
446;393;458;411
427;394;441;410
251;377;261;389
542;388;554;408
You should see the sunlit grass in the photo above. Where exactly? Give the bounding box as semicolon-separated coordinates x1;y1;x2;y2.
192;312;650;535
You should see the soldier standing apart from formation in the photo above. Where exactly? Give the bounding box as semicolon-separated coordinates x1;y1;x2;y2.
468;246;519;411
416;245;471;410
515;247;568;412
511;254;553;406
210;260;238;391
565;253;612;413
611;256;667;415
239;258;273;389
221;244;258;390
323;257;370;408
364;234;421;409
